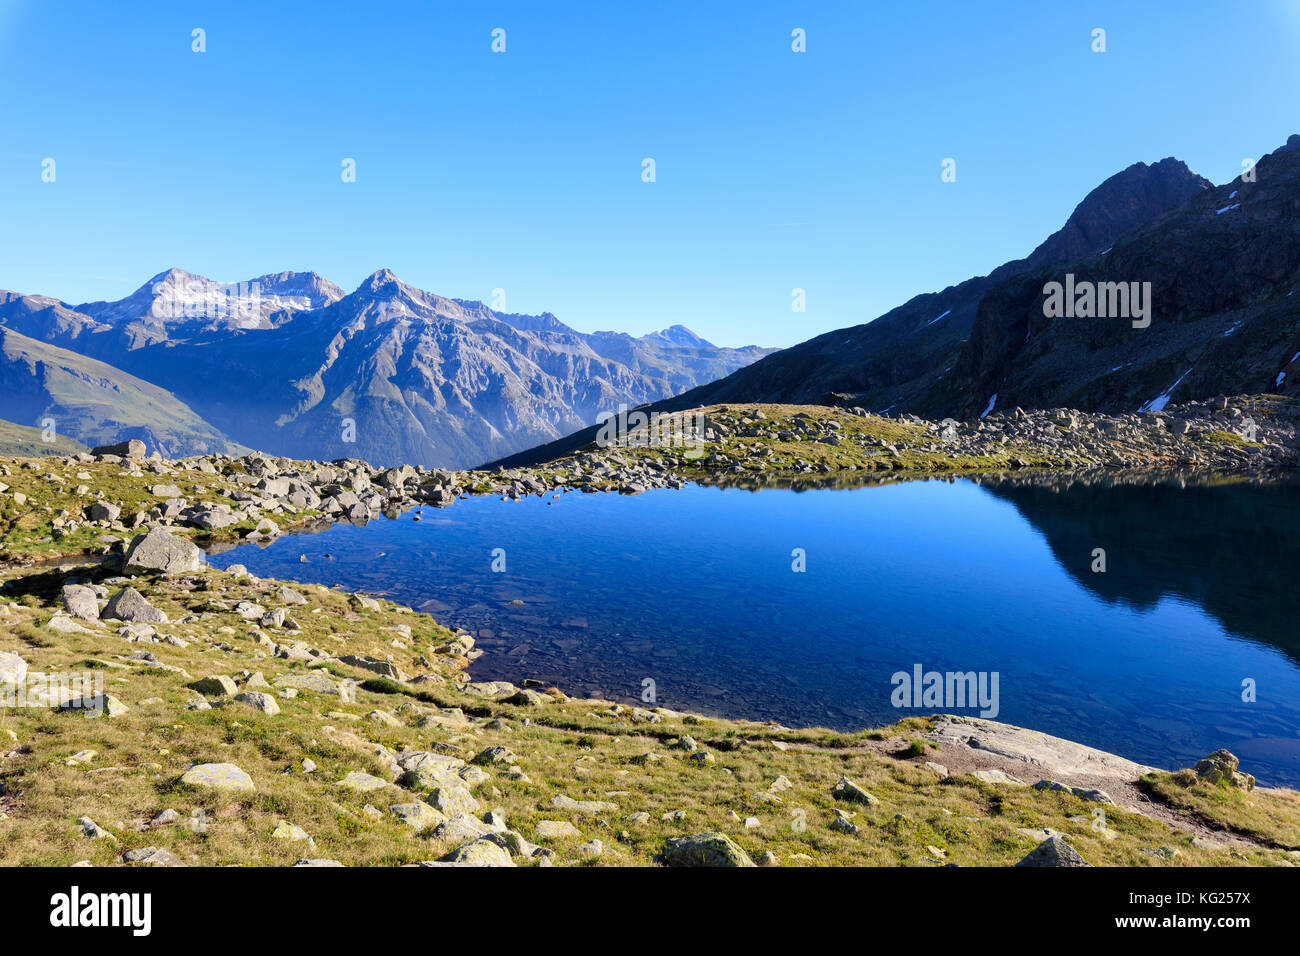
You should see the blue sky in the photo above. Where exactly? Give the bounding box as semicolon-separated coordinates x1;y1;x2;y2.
2;1;1299;348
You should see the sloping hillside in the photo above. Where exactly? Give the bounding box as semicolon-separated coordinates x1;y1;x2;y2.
0;329;244;457
0;418;87;457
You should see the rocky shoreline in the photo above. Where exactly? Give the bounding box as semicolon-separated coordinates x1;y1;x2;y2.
1;401;1298;866
3;396;1295;568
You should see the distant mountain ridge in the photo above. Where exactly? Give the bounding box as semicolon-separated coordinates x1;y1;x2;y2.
0;269;773;467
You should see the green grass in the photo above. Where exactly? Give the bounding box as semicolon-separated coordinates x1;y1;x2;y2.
0;419;87;458
1;552;1295;866
1138;771;1300;850
0;454;312;561
1200;430;1258;449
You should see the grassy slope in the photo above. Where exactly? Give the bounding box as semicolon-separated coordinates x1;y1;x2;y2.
1;452;1298;866
0;419;87;458
0;329;244;456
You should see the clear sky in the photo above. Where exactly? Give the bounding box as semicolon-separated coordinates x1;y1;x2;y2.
3;1;1299;348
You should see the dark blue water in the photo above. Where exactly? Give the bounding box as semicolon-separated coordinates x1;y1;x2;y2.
207;476;1300;786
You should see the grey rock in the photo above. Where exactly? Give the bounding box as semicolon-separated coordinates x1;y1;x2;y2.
536;819;582;839
388;802;447;833
832;775;879;805
179;762;255;792
661;832;756;867
1016;835;1091;867
85;501;122;523
189;675;238;698
92;440;146;459
234;691;281;715
123;527;205;576
102;587;167;623
0;650;28;685
437;839;515;867
62;584;102;622
122;847;185;866
59;694;129;718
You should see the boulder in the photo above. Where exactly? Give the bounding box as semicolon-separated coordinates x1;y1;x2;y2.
123;527;205;576
829;809;859;834
536;820;582;839
339;771;392;792
102;588;168;624
47;615;92;634
234;601;266;620
504;689;547;707
234;691;280;715
187;510;239;530
189;675;238;698
61;584;101;622
433;814;498;844
179;762;255;792
971;769;1026;786
92;440;146;459
388;802;447;833
59;694;129;718
1016;835;1091;867
338;655;408;681
1194;749;1255;790
0;650;28;686
471;745;519;767
550;794;617;813
272;821;314;848
85;501;122;523
662;832;755;867
832;775;880;805
122;847;185;866
273;672;344;696
429;783;481;818
277;585;307;606
437;839;515;867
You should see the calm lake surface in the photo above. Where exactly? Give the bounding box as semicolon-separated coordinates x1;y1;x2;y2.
207;475;1300;786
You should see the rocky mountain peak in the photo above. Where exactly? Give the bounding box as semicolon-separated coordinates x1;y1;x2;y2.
1024;158;1212;269
358;268;405;295
643;324;716;350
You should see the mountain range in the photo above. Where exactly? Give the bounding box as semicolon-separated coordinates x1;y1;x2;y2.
0;270;774;466
7;133;1300;470
494;134;1300;466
